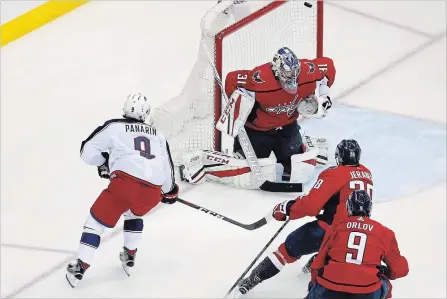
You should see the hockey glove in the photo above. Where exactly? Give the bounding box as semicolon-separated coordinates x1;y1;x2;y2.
377;265;391;279
161;184;179;204
97;152;110;179
272;199;296;221
305;96;332;119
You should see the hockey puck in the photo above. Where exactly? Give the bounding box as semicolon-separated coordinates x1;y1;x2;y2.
304;2;312;8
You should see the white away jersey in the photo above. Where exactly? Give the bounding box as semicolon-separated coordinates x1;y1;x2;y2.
80;118;175;193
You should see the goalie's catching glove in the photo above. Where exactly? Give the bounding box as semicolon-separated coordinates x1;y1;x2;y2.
161;184;179;204
97;152;110;179
272;199;296;221
304;95;332;119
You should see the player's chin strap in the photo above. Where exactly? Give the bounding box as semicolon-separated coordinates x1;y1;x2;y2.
201;39;302;193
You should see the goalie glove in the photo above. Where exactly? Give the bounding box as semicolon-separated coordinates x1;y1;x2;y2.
97;152;110;179
161;184;179;204
272;199;296;221
299;95;332;119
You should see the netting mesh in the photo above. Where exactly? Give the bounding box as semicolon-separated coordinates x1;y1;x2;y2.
152;1;319;162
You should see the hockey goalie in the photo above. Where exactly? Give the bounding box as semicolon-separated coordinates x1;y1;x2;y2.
178;1;337;191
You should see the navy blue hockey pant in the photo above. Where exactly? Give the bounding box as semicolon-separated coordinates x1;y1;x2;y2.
308;280;389;299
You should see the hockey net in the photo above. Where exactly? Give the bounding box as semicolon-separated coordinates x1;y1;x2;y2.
152;0;323;162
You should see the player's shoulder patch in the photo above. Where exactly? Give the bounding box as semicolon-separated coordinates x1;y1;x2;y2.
304;61;316;74
252;70;265;84
246;63;281;92
299;59;316;74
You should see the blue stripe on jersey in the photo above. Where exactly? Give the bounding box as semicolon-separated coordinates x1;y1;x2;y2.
89;210;114;228
165;141;176;188
123;218;144;233
80;117;145;154
80;232;101;248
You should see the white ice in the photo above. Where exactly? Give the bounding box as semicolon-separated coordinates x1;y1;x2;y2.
1;1;446;298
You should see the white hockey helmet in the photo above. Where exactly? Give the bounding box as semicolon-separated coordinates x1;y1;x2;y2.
123;93;151;122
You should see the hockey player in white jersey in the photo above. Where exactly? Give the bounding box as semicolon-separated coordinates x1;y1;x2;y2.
66;93;179;288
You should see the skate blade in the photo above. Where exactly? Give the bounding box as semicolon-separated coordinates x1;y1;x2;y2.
298;266;311;278
225;288;244;299
65;273;78;288
121;263;132;277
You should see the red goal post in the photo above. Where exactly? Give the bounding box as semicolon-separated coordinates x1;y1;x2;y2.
213;0;324;152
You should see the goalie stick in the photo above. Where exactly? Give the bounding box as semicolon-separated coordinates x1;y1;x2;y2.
201;40;302;193
177;198;270;231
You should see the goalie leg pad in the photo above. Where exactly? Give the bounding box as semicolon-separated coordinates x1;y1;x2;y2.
289;135;329;183
303;135;328;166
216;88;255;138
290;150;318;184
180;151;206;184
202;150;276;189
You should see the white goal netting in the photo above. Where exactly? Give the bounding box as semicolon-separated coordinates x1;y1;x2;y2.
152;0;321;162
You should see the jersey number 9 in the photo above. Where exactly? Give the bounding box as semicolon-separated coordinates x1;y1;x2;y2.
134;136;155;159
346;232;368;265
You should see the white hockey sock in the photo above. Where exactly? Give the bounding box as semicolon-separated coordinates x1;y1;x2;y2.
123;211;144;250
78;214;105;265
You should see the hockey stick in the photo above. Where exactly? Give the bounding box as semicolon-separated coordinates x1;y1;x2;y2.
225;219;291;297
177;198;271;231
201;40;302;193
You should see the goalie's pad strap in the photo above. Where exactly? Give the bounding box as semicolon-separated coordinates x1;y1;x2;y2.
216;88;255;138
206;167;251;178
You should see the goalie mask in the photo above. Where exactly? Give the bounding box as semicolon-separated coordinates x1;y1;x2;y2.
271;47;300;94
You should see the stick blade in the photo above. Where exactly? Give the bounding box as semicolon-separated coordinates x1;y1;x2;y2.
243;217;268;230
259;181;302;193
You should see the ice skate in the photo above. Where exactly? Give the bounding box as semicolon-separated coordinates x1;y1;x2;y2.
229;274;262;298
301;254;317;274
65;259;90;288
119;247;137;276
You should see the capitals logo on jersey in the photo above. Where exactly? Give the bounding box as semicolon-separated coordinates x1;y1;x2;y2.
265;95;299;117
252;70;264;83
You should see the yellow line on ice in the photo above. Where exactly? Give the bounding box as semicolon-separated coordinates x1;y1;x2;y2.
1;1;89;47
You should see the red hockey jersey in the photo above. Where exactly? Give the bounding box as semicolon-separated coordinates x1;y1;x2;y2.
310;216;409;294
288;164;373;226
224;57;336;131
